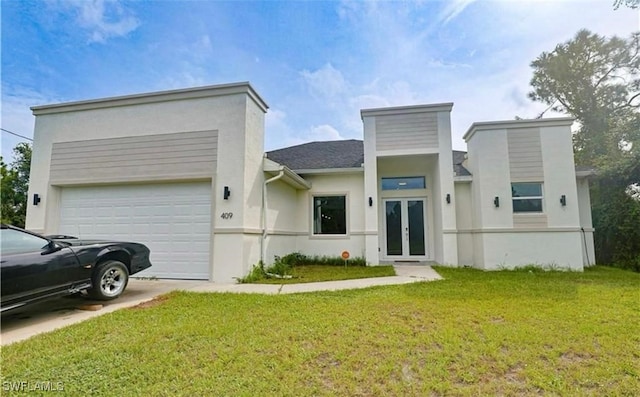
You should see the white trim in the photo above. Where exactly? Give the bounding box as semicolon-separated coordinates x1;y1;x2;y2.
310;193;350;237
214;228;263;234
381;198;429;261
463;117;574;141
376;148;440;157
576;170;596;178
263;158;311;190
361;103;453;118
295;167;364;175
454;176;473;183
32;82;269;114
511;182;544;214
452;227;592;233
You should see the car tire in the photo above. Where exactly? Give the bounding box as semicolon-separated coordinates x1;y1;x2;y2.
88;260;129;300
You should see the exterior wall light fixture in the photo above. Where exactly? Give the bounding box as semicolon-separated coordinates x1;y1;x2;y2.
494;196;500;208
368;197;373;207
560;195;566;206
224;186;231;200
446;193;451;204
33;194;41;206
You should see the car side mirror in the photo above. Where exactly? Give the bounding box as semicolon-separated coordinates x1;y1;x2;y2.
42;241;63;255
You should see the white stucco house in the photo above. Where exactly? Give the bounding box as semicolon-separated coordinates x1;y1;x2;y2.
25;82;596;282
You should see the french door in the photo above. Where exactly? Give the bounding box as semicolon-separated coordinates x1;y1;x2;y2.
383;198;428;260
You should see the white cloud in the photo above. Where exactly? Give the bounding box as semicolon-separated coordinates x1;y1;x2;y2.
307;124;345;142
265;108;297;150
438;0;477;25
1;88;59;161
62;0;140;43
300;63;347;100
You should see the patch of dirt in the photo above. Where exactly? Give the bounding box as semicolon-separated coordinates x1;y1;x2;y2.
401;363;415;383
504;363;525;385
130;295;170;309
559;351;593;365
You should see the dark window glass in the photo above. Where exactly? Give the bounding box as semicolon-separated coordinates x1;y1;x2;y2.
511;183;542;197
408;200;425;255
381;177;425;190
385;201;402;255
512;199;543;213
313;196;346;235
511;182;543;213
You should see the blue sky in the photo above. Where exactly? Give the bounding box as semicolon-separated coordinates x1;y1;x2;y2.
2;0;639;162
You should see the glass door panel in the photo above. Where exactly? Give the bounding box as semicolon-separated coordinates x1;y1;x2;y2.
383;198;428;258
385;201;403;256
408;200;425;255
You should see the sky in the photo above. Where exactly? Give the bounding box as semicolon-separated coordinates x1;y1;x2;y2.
2;0;639;162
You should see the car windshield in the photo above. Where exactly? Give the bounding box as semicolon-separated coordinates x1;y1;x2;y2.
0;228;50;255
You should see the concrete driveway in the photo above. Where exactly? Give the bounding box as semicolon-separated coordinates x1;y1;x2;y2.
1;265;442;346
1;279;207;346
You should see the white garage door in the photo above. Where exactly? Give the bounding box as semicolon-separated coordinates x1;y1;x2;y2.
58;182;211;280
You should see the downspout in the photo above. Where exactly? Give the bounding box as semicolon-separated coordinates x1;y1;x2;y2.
261;169;285;265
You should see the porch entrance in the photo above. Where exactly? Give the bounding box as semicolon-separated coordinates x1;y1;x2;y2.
383;198;428;260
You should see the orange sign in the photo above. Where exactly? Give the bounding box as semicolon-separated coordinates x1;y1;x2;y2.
341;251;350;259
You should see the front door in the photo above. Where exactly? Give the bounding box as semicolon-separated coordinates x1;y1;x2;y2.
384;199;428;260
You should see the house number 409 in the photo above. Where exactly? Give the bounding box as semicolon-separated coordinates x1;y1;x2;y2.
220;212;233;219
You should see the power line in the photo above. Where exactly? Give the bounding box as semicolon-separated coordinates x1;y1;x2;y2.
1;128;33;142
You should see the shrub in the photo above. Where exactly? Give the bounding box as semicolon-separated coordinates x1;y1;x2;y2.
237;261;266;283
237;253;367;283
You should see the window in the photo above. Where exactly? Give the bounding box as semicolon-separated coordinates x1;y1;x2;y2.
0;228;50;255
381;177;426;190
511;183;543;213
313;196;346;235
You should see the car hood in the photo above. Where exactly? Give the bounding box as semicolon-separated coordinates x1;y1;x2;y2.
53;238;125;247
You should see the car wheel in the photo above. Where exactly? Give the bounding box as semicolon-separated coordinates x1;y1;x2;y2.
89;260;129;300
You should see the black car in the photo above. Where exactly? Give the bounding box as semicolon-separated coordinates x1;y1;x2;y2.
0;224;152;313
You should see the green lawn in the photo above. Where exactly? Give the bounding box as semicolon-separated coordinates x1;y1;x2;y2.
2;266;639;396
257;265;396;284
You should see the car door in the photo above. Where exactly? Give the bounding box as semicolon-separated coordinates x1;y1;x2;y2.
0;227;86;306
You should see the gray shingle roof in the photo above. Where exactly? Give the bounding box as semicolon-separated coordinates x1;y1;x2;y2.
452;150;471;177
267;139;365;170
266;140;472;176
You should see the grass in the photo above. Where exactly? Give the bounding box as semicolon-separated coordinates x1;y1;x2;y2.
2;266;639;396
256;265;396;284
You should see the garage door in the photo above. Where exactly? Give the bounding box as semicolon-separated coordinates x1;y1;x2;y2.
58;182;211;280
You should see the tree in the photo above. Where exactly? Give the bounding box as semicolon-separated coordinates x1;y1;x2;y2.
529;30;639;166
529;30;640;270
613;0;639;9
0;143;32;228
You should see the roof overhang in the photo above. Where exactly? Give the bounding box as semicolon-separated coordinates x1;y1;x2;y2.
263;158;311;190
463;117;575;142
576;169;596;178
454;176;473;183
361;103;453;119
293;167;364;175
31;82;269;115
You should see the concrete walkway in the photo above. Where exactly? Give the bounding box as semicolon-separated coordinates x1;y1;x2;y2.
1;266;441;345
189;265;442;294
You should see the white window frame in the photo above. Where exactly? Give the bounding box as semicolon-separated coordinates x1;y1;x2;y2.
511;182;544;213
311;194;349;237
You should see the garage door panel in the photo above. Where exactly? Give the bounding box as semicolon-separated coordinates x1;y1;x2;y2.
59;182;211;280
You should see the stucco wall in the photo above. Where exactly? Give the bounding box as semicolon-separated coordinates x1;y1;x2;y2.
377;155;436;261
480;232;584;270
262;179;299;264
294;173;366;259
576;178;596;265
464;119;586;270
454;182;473;265
27;84;269;283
